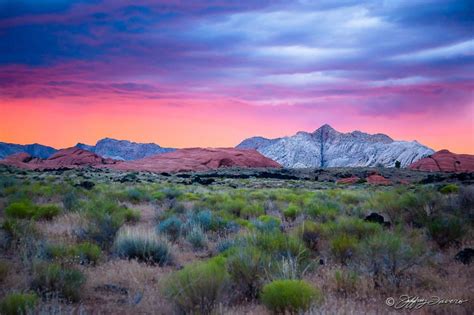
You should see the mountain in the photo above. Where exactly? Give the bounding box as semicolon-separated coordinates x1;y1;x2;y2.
109;148;281;173
0;142;57;159
76;138;175;160
237;124;434;168
409;150;474;172
0;147;118;170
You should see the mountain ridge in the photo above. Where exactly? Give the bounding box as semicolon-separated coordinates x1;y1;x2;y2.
236;124;434;168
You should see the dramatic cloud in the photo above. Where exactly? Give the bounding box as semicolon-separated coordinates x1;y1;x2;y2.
0;0;473;152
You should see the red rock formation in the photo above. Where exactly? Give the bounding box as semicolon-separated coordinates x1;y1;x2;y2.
409;150;474;172
336;176;360;184
367;173;392;185
0;147;118;170
109;147;281;173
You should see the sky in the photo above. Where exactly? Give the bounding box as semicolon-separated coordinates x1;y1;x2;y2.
0;0;473;153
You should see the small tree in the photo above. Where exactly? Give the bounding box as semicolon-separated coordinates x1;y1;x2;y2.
395;161;401;169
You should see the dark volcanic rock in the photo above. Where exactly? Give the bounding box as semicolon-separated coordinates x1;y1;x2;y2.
75;181;95;190
455;248;474;265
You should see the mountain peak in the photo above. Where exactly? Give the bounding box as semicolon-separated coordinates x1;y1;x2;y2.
314;124;336;133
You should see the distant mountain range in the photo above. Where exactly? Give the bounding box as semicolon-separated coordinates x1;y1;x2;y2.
0;125;435;168
76;138;175;160
237;124;434;168
0;142;57;159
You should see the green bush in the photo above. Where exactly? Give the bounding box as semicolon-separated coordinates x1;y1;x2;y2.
439;184;459;194
5;201;35;219
305;200;340;221
31;263;85;302
330;234;358;264
5;202;61;220
357;231;424;289
227;246;269;299
34;205;61;220
114;227;172;265
163;257;230;314
222;198;247;217
252;215;281;232
283;204;299;222
251;232;308;260
241;203;265;219
0;293;38;315
261;280;321;314
45;242;101;264
427;215;465;248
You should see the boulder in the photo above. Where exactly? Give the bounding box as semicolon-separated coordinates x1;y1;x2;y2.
455;248;474;265
336;176;360;184
367;173;392;185
409;150;474;172
109;148;281;173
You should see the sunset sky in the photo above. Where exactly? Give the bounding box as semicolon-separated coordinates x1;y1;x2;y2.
0;0;473;153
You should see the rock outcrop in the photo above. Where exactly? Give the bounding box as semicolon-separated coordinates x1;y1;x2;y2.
237;124;434;168
409;150;474;172
76;138;175;160
109;148;281;173
0;147;118;170
0;142;57;159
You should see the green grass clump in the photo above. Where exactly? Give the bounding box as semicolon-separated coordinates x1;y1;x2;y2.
5;201;61;220
0;293;38;315
45;242;101;264
426;215;465;248
163;256;230;314
31;263;85;302
240;203;265;219
283;204;299;221
330;234;358;264
439;184;459;194
261;280;322;314
114;227;172;265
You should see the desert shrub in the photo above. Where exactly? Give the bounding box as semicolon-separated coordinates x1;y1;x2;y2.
215;238;236;254
161;187;182;200
34;205;61;220
0;261;9;283
261;280;322;314
334;268;359;297
305;200;340;221
251;232;308;260
426;215;465;248
0;293;38;315
222;198;247;217
283;204;299;222
31;263;85;302
186;224;208;250
241;203;265;219
125;187;150;203
330;234;358;264
458;186;474;212
252;215;281;232
338;190;367;206
327;217;382;240
227;246;269;300
439;184;459;194
114;227;172;265
62;191;80;211
158;216;182;241
357;231;424;289
83;213;121;249
151;190;166;201
45;242;101;264
5;201;35;219
302;229;320;252
163;257;230;314
191;210;213;230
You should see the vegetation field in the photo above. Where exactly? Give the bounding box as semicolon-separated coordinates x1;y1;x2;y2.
0;166;472;314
